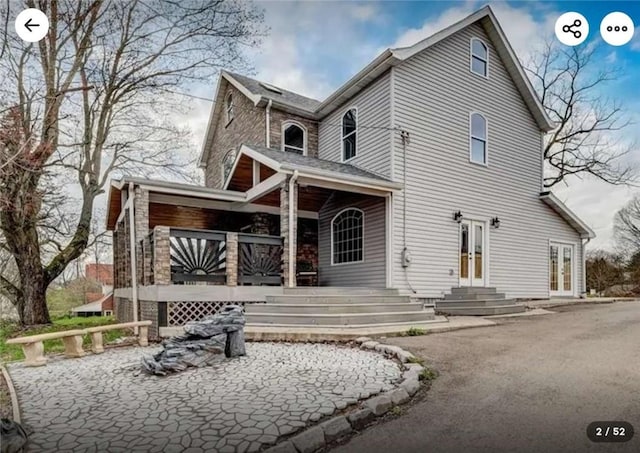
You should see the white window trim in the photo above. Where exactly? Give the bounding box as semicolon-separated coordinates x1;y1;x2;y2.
281;120;308;156
330;207;365;266
469;112;488;166
225;93;234;125
341;107;358;163
548;240;579;297
470;38;489;79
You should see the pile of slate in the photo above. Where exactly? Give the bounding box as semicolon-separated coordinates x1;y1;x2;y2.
141;305;246;376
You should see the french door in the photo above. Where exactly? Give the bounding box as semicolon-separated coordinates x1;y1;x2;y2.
550;243;574;296
459;220;486;287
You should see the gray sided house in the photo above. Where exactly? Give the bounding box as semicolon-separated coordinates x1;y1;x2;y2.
106;6;594;338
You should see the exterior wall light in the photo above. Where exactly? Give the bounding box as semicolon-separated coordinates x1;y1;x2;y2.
453;211;463;223
491;217;501;228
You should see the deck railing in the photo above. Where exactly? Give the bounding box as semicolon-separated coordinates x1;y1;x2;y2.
144;227;284;286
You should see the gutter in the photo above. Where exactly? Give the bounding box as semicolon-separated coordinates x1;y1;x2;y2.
288;170;299;287
265;99;272;147
127;183;139;332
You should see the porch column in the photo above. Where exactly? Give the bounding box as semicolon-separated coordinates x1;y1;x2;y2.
153;226;171;285
280;176;298;287
134;187;149;286
226;232;238;286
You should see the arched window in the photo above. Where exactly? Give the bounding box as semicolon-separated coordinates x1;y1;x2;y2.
225;93;234;123
331;208;364;265
222;149;236;181
282;122;306;155
470;113;487;164
342;108;357;161
470;38;488;77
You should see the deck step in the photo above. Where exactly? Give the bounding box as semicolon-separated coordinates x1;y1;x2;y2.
450;287;497;295
282;287;399;296
246;302;424;315
437;304;525;316
437;298;517;308
245;310;436;326
265;295;411;304
443;292;505;301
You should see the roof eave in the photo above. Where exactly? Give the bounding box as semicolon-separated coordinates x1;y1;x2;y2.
540;191;596;239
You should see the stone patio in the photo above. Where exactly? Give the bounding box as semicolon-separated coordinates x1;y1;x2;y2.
7;343;402;453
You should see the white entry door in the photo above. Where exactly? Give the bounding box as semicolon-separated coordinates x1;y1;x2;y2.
550;243;574;296
459;220;486;287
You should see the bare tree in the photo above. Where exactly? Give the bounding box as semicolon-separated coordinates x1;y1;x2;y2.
525;42;637;188
585;249;625;295
0;0;264;325
614;194;640;255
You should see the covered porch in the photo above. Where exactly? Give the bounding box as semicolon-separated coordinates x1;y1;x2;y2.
106;146;400;337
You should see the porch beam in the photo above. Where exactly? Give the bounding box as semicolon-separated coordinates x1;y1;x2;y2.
148;193;318;219
245;173;287;203
296;176;392;197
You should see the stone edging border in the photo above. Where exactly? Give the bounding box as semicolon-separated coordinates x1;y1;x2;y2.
1;365;22;422
265;337;425;453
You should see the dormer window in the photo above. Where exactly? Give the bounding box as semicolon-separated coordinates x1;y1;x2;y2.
225;93;234;124
282;121;306;155
342;108;357;161
470;38;488;77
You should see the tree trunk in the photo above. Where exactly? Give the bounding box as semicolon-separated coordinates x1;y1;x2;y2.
18;268;50;325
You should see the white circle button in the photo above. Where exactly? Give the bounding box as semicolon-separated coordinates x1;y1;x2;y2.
555;12;589;46
600;12;634;46
15;8;49;43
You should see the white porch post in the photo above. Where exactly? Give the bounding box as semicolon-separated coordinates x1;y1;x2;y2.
280;172;299;287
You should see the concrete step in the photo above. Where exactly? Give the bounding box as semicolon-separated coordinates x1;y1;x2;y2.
437;298;517;308
265;295;412;304
245;310;436;326
450;287;497;295
282;287;399;296
246;302;424;315
443;293;506;301
437;304;526;316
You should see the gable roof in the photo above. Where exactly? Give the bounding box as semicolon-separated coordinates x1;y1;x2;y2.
200;5;555;167
227;144;401;191
225;72;321;113
540;192;596;239
316;6;554;131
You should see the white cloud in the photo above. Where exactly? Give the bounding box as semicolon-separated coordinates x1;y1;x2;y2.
632;27;640;51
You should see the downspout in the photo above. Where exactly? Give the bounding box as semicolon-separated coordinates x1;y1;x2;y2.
128;183;139;331
581;237;591;298
265;99;272;148
288;170;299;287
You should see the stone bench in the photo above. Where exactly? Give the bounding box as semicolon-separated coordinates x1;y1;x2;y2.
6;330;86;367
84;320;152;354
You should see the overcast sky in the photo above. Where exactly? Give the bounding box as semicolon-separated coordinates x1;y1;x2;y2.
169;0;640;251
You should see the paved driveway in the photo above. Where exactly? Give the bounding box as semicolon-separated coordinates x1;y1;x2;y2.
333;301;640;453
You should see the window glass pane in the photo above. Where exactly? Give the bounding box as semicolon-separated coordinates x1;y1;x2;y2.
550;246;558;291
471;138;486;163
472;40;487;59
343;133;356;160
332;209;363;264
342;109;356;136
460;224;469;279
563;247;572;291
284;124;304;151
471;114;486;139
222;150;235;180
471;57;487;76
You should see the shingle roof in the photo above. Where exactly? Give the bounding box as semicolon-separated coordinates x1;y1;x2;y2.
226;72;321;113
244;145;393;183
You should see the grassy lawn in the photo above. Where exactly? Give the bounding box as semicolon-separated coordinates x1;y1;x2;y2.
0;316;128;364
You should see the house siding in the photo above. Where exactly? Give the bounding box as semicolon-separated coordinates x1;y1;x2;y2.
391;22;583;299
318;193;386;287
318;72;392;178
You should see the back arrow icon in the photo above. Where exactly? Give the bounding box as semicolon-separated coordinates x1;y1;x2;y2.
25;18;40;32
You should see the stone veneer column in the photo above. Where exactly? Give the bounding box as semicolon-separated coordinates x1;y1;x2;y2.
280;178;298;287
226;232;238;286
153;226;171;285
134;188;149;286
